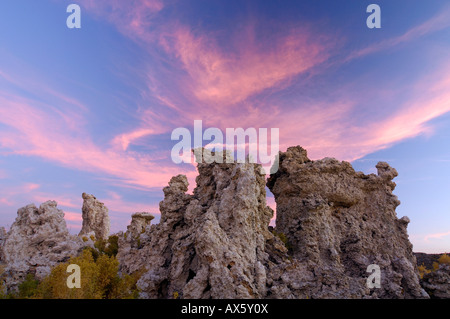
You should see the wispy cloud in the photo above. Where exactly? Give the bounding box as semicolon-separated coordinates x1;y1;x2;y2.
102;190;160;215
346;6;450;61
87;2;450;166
80;0;164;42
159;25;334;106
0;183;43;211
0;73;190;190
425;231;450;242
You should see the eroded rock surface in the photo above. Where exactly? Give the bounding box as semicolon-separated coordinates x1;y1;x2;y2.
119;151;280;299
1;201;83;292
116;212;155;275
128;212;155;237
421;264;450;299
118;147;429;299
79;193;110;240
267;146;428;298
0;146;438;299
0;227;6;262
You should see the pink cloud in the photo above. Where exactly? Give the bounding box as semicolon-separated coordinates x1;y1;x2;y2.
64;211;83;222
266;63;450;162
32;194;80;209
103;197;160;216
159;25;333;106
23;183;40;192
425;231;450;242
0;198;13;206
0;183;43;207
0;89;191;190
2;2;450;208
79;0;163;42
112;128;160;151
66;222;81;233
356;71;450;157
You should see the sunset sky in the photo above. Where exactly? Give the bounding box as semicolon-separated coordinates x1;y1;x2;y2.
0;0;449;253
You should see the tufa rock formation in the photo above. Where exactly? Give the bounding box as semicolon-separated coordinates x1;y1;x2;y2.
0;227;6;262
0;226;6;249
118;151;276;299
116;212;155;275
0;201;84;292
117;147;429;299
79;193;110;240
266;146;428;298
0;146;441;298
421;264;450;299
127;212;155;237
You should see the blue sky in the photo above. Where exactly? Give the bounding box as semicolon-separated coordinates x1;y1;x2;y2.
0;0;449;253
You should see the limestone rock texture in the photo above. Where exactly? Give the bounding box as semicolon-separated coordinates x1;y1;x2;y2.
0;227;6;263
0;227;6;250
421;264;450;299
0;146;438;299
266;146;428;298
79;193;110;240
116;212;155;275
118;152;282;299
0;201;84;292
117;147;431;299
128;212;155;237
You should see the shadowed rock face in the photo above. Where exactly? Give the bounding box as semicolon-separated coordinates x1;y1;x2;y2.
1;201;83;292
79;193;110;240
120;156;277;299
421;264;450;299
267;146;428;298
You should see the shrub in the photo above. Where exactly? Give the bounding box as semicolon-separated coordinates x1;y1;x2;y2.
17;274;40;299
438;253;450;265
93;235;119;257
33;249;141;299
418;264;431;279
104;235;119;257
0;265;6;299
1;234;141;299
432;253;450;271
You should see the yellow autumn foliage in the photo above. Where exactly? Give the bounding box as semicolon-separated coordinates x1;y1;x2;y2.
32;249;140;299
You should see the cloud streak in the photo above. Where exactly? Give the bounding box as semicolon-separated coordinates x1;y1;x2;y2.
159;25;333;106
425;231;450;242
80;0;164;42
0;73;190;190
346;5;450;61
